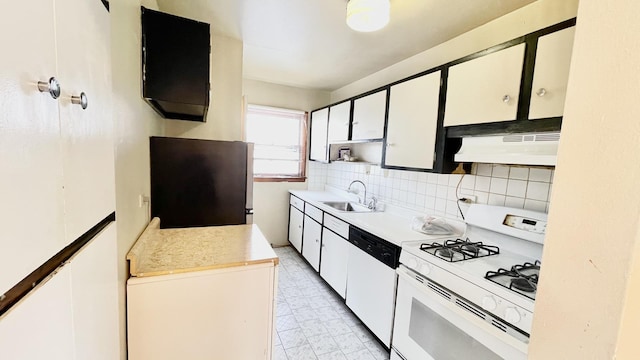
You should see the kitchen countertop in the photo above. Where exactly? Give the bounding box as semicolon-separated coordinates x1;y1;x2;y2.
127;218;278;278
290;190;465;247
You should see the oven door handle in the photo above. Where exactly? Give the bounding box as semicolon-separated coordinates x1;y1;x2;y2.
396;266;529;355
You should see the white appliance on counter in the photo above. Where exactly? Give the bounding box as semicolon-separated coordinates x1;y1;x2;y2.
391;204;546;360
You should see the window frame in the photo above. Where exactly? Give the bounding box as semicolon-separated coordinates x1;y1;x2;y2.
245;104;308;183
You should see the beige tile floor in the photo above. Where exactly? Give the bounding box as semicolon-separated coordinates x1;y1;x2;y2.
273;246;391;360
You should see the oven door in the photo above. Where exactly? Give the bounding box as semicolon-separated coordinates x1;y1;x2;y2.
392;265;527;360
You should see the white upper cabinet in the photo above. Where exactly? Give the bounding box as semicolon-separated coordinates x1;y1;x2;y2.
309;108;329;162
529;26;576;120
444;43;526;126
56;0;115;244
327;101;351;143
351;90;387;140
384;71;441;169
0;0;66;294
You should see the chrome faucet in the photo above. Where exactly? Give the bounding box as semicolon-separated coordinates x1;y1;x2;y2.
347;180;367;205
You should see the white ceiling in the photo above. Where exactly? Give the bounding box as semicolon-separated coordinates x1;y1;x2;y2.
156;0;535;91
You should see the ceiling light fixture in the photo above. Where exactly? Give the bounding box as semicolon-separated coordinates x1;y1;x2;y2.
346;0;390;32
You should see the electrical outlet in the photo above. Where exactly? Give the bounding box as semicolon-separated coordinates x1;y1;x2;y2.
460;195;477;203
138;195;150;208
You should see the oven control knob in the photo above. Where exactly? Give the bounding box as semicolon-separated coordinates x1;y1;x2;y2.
406;257;418;269
481;296;497;311
505;307;521;323
419;262;431;275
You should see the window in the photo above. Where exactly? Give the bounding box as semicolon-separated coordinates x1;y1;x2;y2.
245;105;307;181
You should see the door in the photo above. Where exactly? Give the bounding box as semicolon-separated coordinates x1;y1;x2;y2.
56;0;115;243
150;137;249;228
320;229;349;298
0;266;75;359
0;0;66;294
346;244;397;347
327;101;351;143
288;206;304;253
69;224;119;360
528;26;576;119
384;71;441;169
351;90;387;140
444;43;525;126
309;108;329;162
392;266;527;360
302;215;322;271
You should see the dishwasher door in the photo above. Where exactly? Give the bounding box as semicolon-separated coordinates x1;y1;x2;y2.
346;242;397;347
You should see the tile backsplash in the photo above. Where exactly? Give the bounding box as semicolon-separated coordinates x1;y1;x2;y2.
308;161;554;219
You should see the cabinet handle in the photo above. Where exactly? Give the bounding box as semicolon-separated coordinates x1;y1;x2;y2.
298;225;302;229
71;92;88;110
37;77;61;99
316;239;319;243
386;142;394;147
352;121;359;125
502;95;511;103
536;88;547;97
343;122;349;126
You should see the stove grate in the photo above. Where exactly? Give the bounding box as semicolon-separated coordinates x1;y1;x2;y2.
419;238;500;262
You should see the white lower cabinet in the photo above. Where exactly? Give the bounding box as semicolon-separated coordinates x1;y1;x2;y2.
288;206;304;253
346;243;397;347
320;229;349;298
302;215;322;271
127;263;277;360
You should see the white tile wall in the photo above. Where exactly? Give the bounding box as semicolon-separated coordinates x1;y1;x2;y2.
307;162;555;219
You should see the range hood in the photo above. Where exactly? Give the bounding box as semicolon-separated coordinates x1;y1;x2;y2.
454;132;560;166
141;7;210;122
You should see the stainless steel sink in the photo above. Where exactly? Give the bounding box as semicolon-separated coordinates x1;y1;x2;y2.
321;201;372;212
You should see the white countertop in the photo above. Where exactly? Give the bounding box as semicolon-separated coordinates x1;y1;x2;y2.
290;189;465;247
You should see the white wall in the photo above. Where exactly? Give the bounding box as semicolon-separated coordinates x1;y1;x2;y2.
111;0;165;358
529;0;640;358
165;34;244;141
243;79;330;246
331;0;579;102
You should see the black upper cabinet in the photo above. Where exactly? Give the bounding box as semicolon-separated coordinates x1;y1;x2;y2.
141;7;210;122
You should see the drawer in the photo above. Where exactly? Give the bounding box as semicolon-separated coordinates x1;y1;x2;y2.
324;214;349;239
305;204;323;223
290;195;304;212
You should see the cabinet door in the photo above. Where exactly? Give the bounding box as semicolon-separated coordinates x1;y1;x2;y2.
0;0;67;294
320;229;349;298
302;215;322;271
69;224;119;360
288;206;304;253
529;26;576;120
444;43;525;126
309;108;329;162
327;101;351;143
384;71;441;169
56;0;115;243
352;90;387;140
0;267;75;359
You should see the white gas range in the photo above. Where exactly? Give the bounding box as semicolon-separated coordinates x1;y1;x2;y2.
391;204;546;360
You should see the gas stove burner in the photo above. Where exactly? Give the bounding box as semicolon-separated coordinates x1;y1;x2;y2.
436;247;454;258
419;239;500;262
461;243;479;255
485;260;542;300
510;278;536;293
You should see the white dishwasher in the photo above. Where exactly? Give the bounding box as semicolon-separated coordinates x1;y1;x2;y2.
346;226;401;348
